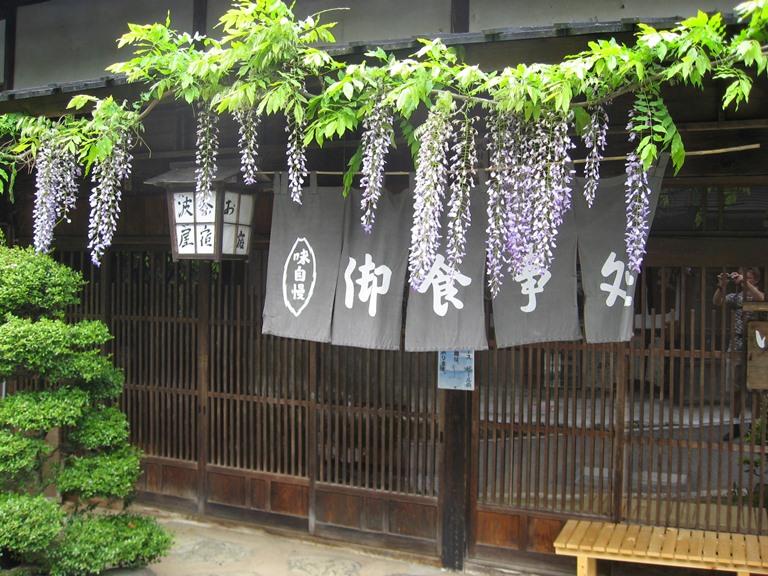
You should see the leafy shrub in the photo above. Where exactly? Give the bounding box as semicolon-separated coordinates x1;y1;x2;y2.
0;388;90;431
56;448;142;500
69;406;130;450
0;493;64;559
0;429;50;489
0;245;172;574
47;513;173;576
0;246;82;320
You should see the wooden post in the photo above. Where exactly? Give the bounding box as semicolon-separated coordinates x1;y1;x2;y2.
440;388;472;569
197;261;211;515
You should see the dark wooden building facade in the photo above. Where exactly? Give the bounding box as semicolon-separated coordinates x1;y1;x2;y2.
2;0;768;572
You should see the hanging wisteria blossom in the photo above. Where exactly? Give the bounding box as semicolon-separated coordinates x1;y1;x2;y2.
503;116;537;277
195;107;219;214
582;105;609;207
33;132;82;253
359;96;394;233
624;149;652;272
485;111;515;297
445;112;478;275
87;128;134;265
233;107;261;185
504;110;574;279
408;102;453;289
286;112;308;204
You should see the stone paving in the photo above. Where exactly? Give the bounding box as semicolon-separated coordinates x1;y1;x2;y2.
105;506;507;576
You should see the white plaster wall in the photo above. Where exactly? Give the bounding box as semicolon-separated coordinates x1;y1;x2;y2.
469;0;739;31
207;0;452;43
15;0;192;89
11;0;744;89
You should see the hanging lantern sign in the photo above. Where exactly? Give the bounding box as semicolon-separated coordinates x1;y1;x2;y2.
147;163;258;261
169;189;254;259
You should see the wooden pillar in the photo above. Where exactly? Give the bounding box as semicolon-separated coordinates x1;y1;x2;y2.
197;261;211;515
193;0;208;36
439;388;472;570
450;0;470;33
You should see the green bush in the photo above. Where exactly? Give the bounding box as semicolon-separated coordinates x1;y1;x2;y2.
0;388;90;431
47;513;173;576
0;246;82;320
69;406;130;450
0;245;172;574
0;493;64;559
0;429;50;489
56;448;142;501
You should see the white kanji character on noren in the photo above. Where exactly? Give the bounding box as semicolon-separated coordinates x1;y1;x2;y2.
417;254;471;317
293;249;310;266
291;283;306;301
514;265;551;313
600;251;634;307
344;254;392;317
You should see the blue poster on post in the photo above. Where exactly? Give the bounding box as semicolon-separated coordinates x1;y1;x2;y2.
437;350;475;390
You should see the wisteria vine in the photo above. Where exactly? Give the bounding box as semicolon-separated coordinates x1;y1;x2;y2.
582;105;609;207
87;129;134;264
286;112;308;203
195;107;219;213
233;108;261;186
9;0;763;282
408;102;453;288
32;132;82;254
359;97;394;233
445;111;478;276
484;111;514;297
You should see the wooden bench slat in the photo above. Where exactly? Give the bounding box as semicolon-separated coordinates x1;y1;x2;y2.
701;530;720;563
580;521;606;550
606;523;629;554
687;529;704;562
732;533;748;566
673;528;692;559
746;534;763;567
635;526;654;555
618;525;642;555
759;531;768;566
719;533;736;565
554;519;579;550
660;527;680;559
646;526;666;558
592;523;614;553
567;520;593;550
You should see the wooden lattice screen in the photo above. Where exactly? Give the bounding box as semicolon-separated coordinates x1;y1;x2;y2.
55;249;768;550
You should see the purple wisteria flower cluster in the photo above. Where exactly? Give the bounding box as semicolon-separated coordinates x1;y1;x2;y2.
233;108;261;186
33;133;82;253
445;113;478;275
483;109;576;295
624;149;652;272
408;104;453;288
359;97;394;233
87;129;134;265
525;111;574;274
195;107;219;215
624;105;655;272
484;112;515;297
582;105;609;207
286;113;308;204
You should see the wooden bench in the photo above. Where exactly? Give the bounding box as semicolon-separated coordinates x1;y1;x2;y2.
554;519;768;576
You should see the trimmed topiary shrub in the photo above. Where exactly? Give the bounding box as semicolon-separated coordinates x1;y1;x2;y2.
0;245;172;574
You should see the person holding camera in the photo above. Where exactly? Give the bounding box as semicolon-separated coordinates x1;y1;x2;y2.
713;267;764;440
